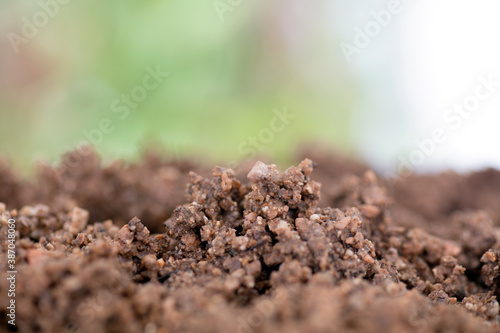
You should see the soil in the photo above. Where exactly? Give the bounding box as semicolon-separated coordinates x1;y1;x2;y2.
1;147;500;333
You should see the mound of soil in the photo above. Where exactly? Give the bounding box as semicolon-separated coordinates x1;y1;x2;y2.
1;148;500;332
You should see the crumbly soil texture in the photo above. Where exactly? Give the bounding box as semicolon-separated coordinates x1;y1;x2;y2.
1;147;500;333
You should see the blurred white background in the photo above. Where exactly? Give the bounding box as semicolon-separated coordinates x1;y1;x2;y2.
331;0;500;174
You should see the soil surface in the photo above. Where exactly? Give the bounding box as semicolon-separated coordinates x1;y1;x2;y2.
1;147;500;332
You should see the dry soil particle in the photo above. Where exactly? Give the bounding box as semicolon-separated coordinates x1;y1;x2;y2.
0;147;200;234
1;152;500;332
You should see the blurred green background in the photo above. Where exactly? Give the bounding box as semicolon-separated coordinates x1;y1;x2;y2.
0;1;356;174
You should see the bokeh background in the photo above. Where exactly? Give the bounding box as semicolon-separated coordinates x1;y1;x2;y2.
1;0;500;176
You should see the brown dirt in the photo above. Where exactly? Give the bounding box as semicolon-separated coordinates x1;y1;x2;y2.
1;147;500;332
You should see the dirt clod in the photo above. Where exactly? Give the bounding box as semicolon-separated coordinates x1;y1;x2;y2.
1;149;500;332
